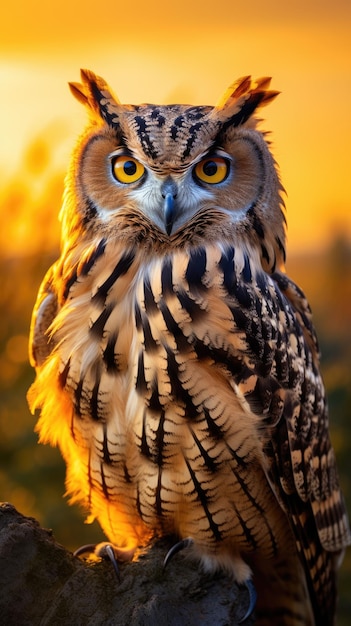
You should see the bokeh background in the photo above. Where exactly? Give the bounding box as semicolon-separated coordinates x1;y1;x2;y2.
1;0;350;622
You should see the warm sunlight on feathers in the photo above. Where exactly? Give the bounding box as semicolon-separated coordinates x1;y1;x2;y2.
26;70;350;625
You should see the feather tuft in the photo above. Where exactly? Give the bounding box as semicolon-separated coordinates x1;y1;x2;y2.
213;76;279;128
69;69;121;126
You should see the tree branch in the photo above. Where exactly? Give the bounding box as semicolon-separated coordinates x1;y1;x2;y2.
0;502;254;625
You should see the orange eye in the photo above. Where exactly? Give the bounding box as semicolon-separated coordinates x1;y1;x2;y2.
194;157;229;184
112;155;145;184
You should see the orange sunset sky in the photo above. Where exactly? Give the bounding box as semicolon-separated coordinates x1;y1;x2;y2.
0;0;350;255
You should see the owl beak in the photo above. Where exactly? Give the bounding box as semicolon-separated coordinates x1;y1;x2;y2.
161;179;178;236
164;193;175;236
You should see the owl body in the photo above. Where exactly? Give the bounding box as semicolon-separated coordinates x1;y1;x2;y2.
28;71;350;625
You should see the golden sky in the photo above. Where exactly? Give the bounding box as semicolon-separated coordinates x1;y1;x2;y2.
0;0;350;254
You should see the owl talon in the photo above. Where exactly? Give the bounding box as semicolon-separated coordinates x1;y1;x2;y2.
238;579;257;624
163;537;194;569
98;543;120;580
74;543;120;580
73;543;98;557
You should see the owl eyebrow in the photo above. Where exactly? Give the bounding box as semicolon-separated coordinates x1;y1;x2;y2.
193;147;232;164
108;147;129;157
108;144;144;164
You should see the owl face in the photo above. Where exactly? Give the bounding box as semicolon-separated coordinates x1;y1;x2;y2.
65;71;285;270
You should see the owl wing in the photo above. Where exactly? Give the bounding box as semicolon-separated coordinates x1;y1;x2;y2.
268;271;350;539
29;264;58;368
154;246;350;623
261;271;350;623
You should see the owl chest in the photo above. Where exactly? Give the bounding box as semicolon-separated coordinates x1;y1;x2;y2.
54;250;286;554
57;246;264;475
57;248;191;429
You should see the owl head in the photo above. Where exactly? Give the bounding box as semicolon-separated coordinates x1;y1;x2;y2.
62;70;285;271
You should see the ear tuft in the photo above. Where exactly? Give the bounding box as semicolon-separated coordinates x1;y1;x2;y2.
213;76;279;128
68;69;121;127
68;81;88;106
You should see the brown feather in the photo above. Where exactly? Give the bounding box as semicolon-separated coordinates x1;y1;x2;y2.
28;70;350;626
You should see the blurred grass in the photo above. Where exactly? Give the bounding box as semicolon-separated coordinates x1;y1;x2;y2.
0;139;350;622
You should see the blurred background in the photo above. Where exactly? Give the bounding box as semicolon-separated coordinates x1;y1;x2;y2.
0;0;350;622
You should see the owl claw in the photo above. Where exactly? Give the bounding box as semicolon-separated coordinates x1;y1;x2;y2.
73;543;98;557
163;537;194;569
99;543;120;580
73;542;120;580
238;579;257;624
163;540;256;622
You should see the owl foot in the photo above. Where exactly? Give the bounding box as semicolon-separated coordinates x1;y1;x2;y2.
238;579;257;624
74;542;122;580
163;537;194;569
163;539;256;622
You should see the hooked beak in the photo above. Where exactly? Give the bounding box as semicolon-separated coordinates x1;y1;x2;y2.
161;178;178;236
164;193;175;236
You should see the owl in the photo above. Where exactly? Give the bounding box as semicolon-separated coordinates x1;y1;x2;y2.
28;70;350;625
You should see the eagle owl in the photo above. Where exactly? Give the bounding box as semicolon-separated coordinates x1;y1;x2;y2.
28;70;350;625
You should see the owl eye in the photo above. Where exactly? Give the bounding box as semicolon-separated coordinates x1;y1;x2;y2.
193;157;230;185
112;155;145;184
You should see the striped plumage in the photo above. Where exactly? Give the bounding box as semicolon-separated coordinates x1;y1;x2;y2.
28;70;350;625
